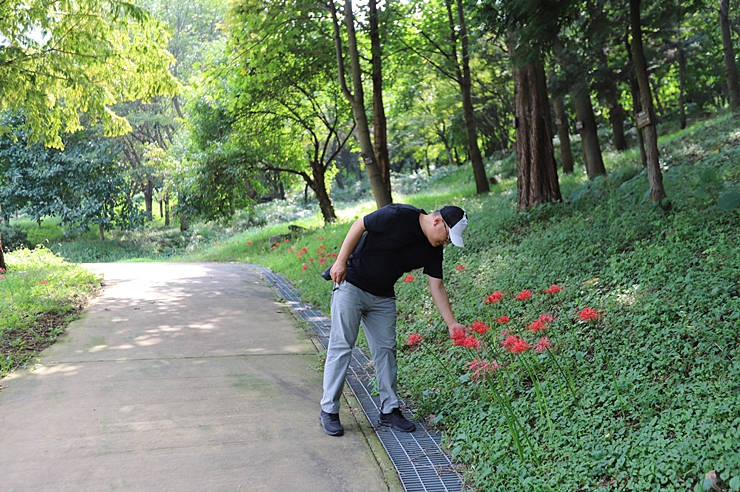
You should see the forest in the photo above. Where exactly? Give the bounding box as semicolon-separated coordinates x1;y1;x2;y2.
1;0;740;490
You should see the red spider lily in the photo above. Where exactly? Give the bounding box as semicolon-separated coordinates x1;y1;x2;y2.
407;333;422;346
578;307;603;321
451;330;466;346
495;315;511;324
300;247;308;254
535;337;553;353
484;291;504;304
545;285;563;294
38;280;49;285
527;320;547;333
502;336;530;354
456;264;466;271
470;321;490;335
538;313;555;323
309;257;314;262
319;257;326;266
462;336;481;350
319;245;327;250
514;289;533;301
404;274;415;283
318;237;325;241
301;264;308;271
468;358;503;381
0;276;5;281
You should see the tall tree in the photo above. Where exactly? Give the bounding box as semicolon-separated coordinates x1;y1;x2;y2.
0;0;177;148
369;0;392;194
329;0;393;208
720;0;740;110
630;0;667;203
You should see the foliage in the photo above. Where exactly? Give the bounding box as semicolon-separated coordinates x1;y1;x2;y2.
0;118;145;237
0;247;99;378
0;0;178;148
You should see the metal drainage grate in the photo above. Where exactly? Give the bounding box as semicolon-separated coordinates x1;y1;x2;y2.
257;266;463;492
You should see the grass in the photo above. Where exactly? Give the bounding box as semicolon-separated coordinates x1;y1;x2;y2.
2;112;739;490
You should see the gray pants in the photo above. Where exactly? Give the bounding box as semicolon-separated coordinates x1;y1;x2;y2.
321;281;398;414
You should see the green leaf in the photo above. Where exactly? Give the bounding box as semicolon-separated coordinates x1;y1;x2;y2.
717;191;740;211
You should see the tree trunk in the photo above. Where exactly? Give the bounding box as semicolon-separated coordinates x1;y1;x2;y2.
451;0;489;194
369;0;392;194
179;212;188;232
99;223;105;241
603;85;628;151
329;0;392;209
552;93;575;174
631;0;667;203
164;196;170;227
0;233;6;272
573;82;607;179
677;42;688;129
144;178;153;221
720;0;740;110
626;33;648;168
512;57;562;211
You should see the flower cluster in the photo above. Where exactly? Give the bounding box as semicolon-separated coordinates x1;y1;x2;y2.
452;330;481;349
407;333;422;346
404;274;415;283
483;291;504;304
502;335;530;354
468;358;503;381
578;307;603;321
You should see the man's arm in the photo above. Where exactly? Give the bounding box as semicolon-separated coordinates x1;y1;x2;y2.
329;218;366;283
428;276;466;337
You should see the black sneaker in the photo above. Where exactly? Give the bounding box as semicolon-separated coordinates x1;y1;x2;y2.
378;408;416;432
320;410;344;436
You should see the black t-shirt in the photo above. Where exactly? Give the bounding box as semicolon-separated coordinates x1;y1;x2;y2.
345;204;444;297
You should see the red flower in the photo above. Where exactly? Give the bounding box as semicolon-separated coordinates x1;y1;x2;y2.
502;336;530;354
578;307;603;321
456;264;466;271
300;247;308;254
404;274;415;283
451;330;467;346
535;337;552;353
495;315;510;324
0;276;5;281
527;320;547;333
462;336;481;350
545;285;563;294
538;313;555;323
470;321;490;335
301;264;308;271
38;280;49;285
484;291;504;304
514;289;533;301
318;237;325;241
407;333;422;346
319;245;327;250
247;241;252;246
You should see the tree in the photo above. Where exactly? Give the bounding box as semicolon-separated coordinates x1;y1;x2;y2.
630;0;667;203
0;0;177;149
329;0;393;208
720;0;740;110
400;0;490;194
0;118;144;239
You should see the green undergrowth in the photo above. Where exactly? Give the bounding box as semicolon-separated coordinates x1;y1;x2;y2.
0;248;99;378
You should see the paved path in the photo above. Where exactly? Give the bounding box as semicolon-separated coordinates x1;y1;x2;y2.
0;263;401;492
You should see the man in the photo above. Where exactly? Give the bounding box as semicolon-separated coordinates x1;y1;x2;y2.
320;203;468;436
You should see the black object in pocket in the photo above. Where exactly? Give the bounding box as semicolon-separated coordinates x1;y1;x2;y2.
321;263;334;281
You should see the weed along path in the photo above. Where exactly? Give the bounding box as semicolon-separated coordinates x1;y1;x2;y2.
0;262;400;492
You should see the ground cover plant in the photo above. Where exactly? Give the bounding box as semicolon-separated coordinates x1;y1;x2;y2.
2;113;739;490
0;248;99;379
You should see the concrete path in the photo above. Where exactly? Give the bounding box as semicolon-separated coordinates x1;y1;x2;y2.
0;263;402;492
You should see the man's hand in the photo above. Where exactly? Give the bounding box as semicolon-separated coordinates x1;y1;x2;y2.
448;322;467;338
330;262;347;284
